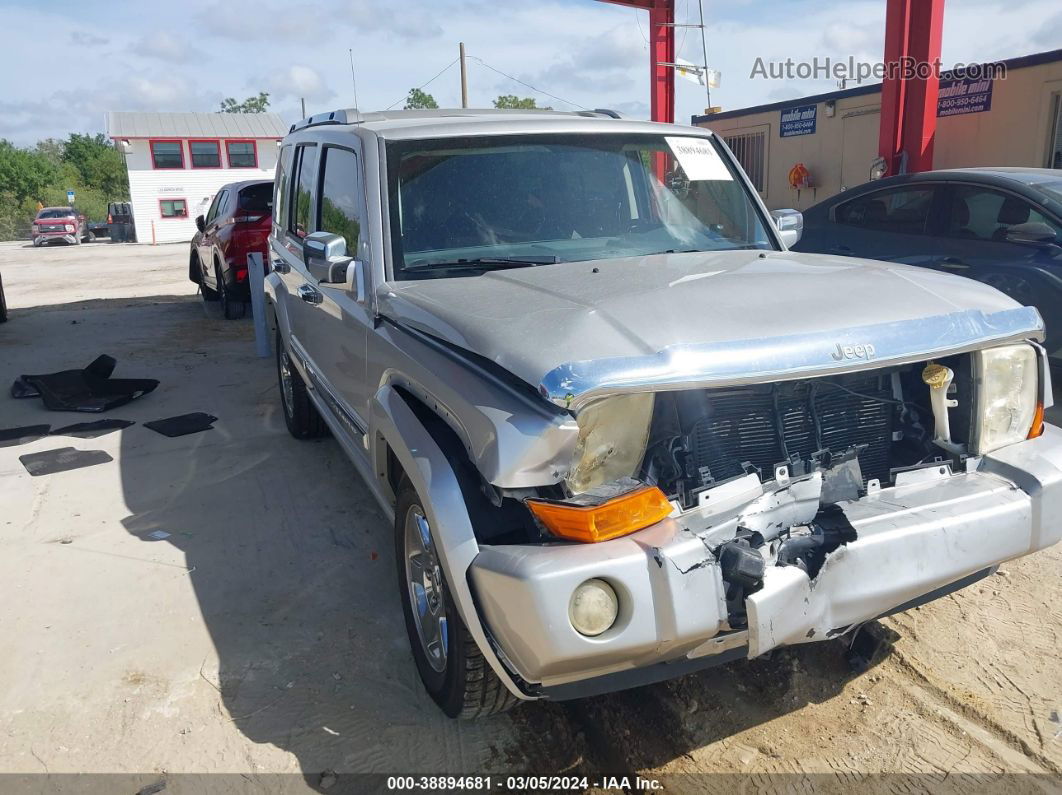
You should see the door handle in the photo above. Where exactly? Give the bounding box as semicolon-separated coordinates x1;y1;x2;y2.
297;283;323;304
937;257;970;270
830;245;852;255
271;258;290;274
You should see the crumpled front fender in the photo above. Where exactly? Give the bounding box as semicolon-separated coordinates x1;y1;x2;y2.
370;384;528;700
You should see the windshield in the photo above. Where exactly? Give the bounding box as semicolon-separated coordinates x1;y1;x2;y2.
1030;178;1062;205
386;133;774;279
38;208;75;219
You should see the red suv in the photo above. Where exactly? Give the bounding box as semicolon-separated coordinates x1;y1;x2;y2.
32;207;89;246
190;180;272;319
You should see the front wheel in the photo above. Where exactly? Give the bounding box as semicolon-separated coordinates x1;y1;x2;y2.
216;263;246;320
394;479;518;719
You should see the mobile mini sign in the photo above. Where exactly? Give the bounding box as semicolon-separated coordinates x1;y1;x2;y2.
780;104;817;137
937;77;994;117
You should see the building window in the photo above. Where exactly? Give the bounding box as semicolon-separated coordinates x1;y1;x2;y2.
159;199;188;218
723;130;766;193
150;140;184;169
189;140;221;168
226;140;257;168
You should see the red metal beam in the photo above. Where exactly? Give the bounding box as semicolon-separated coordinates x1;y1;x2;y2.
878;0;945;175
597;0;675;123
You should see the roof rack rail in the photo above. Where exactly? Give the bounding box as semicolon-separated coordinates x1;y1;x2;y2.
572;108;625;119
289;108;360;133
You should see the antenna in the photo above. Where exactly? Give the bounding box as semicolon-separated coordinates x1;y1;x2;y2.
697;0;711;107
348;48;361;122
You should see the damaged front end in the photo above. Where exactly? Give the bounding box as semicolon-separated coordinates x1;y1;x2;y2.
469;340;1062;696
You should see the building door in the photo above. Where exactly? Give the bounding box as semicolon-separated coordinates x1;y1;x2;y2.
840;109;880;192
1048;93;1062;169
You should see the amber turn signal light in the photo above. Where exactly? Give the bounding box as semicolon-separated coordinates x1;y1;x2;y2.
1029;402;1045;439
526;486;673;543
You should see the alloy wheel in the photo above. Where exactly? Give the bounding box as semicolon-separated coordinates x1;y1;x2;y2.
404;505;448;673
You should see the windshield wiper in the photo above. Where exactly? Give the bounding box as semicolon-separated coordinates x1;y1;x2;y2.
403;255;560;272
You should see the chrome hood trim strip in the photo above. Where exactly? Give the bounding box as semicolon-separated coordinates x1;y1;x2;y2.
539;306;1044;409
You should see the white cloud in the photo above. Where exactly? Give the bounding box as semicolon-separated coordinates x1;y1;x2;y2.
130;32;202;64
0;0;1059;144
267;65;332;103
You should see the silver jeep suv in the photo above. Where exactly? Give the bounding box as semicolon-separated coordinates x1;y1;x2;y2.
266;109;1062;718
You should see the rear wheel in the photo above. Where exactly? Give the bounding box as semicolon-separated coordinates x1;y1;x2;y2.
394;479;518;719
216;261;246;320
276;330;327;439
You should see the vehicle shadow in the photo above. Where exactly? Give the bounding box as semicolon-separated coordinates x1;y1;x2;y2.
109;296;512;784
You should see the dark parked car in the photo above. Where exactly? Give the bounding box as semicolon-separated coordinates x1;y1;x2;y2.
793;168;1062;364
31;206;92;246
0;270;7;323
189;180;273;319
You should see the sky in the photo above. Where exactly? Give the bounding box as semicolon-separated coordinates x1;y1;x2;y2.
1;0;1060;146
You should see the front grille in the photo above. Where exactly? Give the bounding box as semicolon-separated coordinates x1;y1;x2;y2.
688;374;895;485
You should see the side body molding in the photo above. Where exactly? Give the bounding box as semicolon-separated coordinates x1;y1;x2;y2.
370;384;528;700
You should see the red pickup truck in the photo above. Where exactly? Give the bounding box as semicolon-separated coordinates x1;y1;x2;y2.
32;207;90;247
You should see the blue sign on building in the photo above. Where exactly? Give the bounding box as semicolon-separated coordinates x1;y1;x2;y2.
937;77;994;117
780;104;817;137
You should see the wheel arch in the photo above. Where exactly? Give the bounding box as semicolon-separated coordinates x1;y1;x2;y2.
370;383;530;701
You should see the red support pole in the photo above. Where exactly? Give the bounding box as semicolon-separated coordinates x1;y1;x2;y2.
878;0;945;176
648;1;675;124
902;0;945;173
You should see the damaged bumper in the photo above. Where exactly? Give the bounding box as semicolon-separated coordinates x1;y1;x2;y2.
469;427;1062;697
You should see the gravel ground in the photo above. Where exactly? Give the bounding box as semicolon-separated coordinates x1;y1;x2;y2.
0;240;1060;793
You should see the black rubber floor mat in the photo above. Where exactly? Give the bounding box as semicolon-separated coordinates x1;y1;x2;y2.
144;412;217;438
19;447;113;476
0;424;51;448
50;419;134;438
11;354;158;413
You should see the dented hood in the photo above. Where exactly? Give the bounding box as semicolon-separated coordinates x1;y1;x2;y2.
378;250;1043;409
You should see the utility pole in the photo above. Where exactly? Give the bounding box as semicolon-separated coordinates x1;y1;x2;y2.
459;42;469;108
300;97;306;118
697;0;711;108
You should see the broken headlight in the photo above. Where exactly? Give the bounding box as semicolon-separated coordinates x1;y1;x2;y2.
566;393;655;494
971;343;1040;455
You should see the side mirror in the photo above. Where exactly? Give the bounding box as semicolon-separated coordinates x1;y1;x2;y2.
304;231;353;284
771;208;803;247
1005;221;1057;247
195;215;206;233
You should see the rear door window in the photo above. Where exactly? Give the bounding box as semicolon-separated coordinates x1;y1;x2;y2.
836;186;935;235
205;190;227;225
289;145;319;240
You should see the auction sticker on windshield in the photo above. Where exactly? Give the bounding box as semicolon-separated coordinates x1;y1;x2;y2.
665;136;732;181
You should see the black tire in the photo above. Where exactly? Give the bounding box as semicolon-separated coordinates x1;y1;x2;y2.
83;231;95;243
276;331;327;439
217;261;246;320
394;478;518;719
196;254;219;301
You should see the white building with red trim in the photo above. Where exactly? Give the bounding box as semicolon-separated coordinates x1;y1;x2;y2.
105;111;287;244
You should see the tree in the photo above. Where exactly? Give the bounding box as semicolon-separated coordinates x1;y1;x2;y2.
0;140;58;204
219;92;270;113
403;88;439;110
492;95;550;110
62;133;128;199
